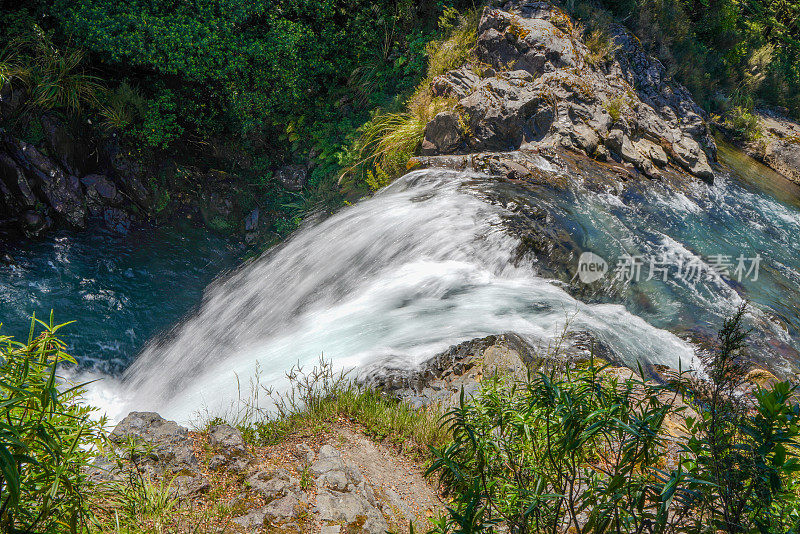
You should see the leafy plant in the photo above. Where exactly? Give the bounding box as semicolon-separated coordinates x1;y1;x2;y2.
427;305;800;534
726;106;762;142
0;314;106;533
340;7;478;194
98;81;147;132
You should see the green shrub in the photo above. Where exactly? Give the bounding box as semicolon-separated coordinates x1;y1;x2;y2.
604;95;626;122
341;91;456;193
0;314;106;533
727;106;762;142
339;7;478;194
427;305;800;533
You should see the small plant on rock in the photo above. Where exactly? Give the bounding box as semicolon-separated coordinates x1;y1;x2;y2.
585;29;620;67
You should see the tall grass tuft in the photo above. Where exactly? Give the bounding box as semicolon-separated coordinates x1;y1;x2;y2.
340;7;479;194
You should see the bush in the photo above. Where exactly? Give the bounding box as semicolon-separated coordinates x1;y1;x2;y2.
727;106;762;142
339;7;477;194
427;305;800;533
0;314;106;533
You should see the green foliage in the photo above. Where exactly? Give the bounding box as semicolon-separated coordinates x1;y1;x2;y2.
1;26;101;115
604;95;626;122
342;92;456;193
427;306;800;534
98;82;147;132
0;314;106;533
666;304;800;533
573;0;800;117
136;90;185;150
726;106;762;141
196;357;448;457
428;363;676;533
340;8;478;194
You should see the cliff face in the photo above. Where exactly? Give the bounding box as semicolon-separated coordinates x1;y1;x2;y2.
419;0;718;182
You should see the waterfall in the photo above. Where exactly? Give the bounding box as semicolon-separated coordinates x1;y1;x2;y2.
94;168;696;422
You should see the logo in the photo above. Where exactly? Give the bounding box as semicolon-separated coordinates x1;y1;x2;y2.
577;251;608;283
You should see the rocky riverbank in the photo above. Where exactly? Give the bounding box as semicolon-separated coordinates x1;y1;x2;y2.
415;0;717;185
85;332;652;534
716;107;800;187
0;103;312;242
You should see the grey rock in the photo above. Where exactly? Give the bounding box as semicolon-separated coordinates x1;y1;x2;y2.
384;487;413;522
82;174;120;205
232;507;267;530
431;67;480;99
482;344;527;381
417;0;717;182
247;469;299;499
764;140;800;185
315;488;376;524
208;424;246;456
109;412;198;472
316;469;350;491
264;492;300;521
172;474;210;497
310;444;345;475
421;111;463;155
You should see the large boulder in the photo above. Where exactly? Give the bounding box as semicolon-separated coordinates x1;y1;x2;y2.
764;140;800;184
421;111;464;155
97;412;209;496
1;135;87;229
419;0;718;182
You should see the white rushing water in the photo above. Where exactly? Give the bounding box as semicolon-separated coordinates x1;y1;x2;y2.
90;169;699;423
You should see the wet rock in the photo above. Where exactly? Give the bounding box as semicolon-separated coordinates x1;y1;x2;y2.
82;174;120;206
275;164;307;191
109;154;151;208
0;135;87;229
103;208;131;235
40;114;93;177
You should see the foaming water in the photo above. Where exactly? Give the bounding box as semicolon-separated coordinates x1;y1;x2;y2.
105;170;698;422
